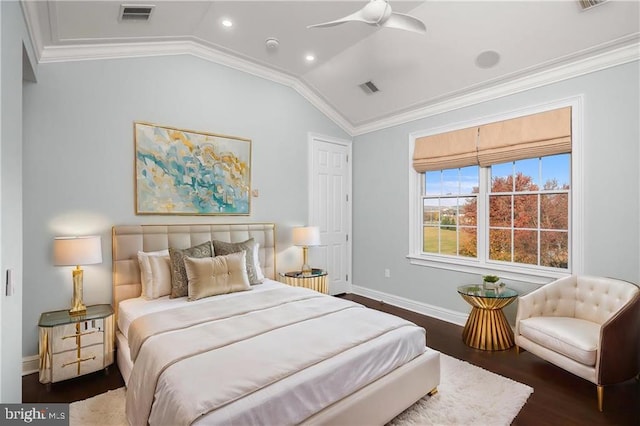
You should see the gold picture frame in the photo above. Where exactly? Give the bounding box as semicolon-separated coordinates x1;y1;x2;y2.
134;122;251;215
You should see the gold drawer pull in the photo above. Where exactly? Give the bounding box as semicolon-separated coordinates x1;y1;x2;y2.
61;355;96;368
61;330;98;340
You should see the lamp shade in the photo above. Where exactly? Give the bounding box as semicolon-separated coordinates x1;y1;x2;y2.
53;236;103;266
292;226;320;247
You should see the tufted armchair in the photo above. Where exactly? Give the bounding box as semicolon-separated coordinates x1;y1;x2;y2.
515;275;640;411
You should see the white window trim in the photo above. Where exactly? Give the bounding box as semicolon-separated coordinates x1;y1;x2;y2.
407;96;584;285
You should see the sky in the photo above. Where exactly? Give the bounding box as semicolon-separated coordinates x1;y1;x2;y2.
425;153;570;197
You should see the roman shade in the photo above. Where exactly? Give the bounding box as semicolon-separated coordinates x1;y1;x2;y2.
477;107;571;166
413;126;478;172
413;107;571;172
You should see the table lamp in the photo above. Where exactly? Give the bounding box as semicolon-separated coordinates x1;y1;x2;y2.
53;235;102;315
292;226;320;276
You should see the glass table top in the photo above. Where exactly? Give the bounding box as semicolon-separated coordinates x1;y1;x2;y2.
281;269;327;278
457;285;518;299
39;304;113;327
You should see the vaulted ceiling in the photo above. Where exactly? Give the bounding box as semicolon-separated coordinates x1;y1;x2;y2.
22;1;640;134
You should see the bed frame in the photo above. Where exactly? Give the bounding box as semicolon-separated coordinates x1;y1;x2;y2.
112;223;439;425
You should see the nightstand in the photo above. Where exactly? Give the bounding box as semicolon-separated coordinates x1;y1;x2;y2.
38;304;115;384
279;269;328;294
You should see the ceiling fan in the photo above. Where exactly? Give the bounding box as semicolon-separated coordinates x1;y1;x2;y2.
308;0;426;34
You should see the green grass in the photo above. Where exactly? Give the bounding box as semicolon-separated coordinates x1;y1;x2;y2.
424;227;477;257
423;227;457;255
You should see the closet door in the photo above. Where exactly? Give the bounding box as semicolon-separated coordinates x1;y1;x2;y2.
309;134;352;295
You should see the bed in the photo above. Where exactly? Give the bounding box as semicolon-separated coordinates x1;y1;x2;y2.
112;223;440;425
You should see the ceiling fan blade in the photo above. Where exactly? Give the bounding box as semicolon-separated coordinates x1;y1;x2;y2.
307;10;371;29
308;1;424;34
383;12;427;34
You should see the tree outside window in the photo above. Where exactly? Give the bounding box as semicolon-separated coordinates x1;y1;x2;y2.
422;154;570;270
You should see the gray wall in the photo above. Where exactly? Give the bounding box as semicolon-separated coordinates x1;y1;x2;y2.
19;42;640;360
352;61;640;320
1;0;37;402
22;54;349;357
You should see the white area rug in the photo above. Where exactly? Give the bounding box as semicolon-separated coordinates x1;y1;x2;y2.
388;354;533;425
70;354;533;425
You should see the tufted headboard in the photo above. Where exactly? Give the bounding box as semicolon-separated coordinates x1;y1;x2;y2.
112;223;276;316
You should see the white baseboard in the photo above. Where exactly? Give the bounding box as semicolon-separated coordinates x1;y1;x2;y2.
23;355;39;376
351;285;468;327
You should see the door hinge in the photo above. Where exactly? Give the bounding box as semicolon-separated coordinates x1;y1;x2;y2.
346;234;348;242
346;194;349;202
346;274;349;281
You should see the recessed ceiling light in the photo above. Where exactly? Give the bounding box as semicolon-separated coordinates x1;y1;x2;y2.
221;19;233;28
305;54;315;62
475;50;500;69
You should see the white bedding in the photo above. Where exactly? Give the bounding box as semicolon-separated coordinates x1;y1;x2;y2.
118;279;283;339
118;280;427;425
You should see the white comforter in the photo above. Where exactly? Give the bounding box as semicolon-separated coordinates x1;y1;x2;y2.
125;285;426;426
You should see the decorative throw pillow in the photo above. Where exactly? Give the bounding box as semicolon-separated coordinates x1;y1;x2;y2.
148;255;172;298
168;241;214;298
212;238;263;285
184;251;250;301
137;249;170;300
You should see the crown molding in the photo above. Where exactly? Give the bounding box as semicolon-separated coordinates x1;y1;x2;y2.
351;36;640;135
29;25;638;138
38;40;356;136
21;0;45;61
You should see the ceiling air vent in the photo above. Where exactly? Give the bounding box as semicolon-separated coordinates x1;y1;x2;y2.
578;0;608;10
119;4;155;21
359;80;380;95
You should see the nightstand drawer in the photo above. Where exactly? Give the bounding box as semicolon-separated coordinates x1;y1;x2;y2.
51;343;105;383
39;304;114;384
51;320;104;353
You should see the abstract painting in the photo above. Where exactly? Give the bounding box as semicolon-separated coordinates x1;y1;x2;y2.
135;122;251;215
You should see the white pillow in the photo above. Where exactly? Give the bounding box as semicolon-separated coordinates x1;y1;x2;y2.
253;243;265;282
148;255;172;298
137;249;171;299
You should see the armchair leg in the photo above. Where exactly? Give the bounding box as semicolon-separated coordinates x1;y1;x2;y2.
597;385;604;412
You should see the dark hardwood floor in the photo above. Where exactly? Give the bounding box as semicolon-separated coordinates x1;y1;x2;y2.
22;363;124;406
343;295;639;426
23;293;639;425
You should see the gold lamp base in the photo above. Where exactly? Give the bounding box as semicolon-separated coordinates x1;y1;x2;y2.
301;246;312;276
69;266;87;316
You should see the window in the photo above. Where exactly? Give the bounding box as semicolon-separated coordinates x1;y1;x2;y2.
423;166;479;258
409;103;581;279
420;155;570;271
487;155;570;269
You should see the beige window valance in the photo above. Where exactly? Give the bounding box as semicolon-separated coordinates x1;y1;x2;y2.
413;107;571;172
412;126;478;172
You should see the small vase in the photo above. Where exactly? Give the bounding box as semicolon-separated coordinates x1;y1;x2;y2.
483;280;498;290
